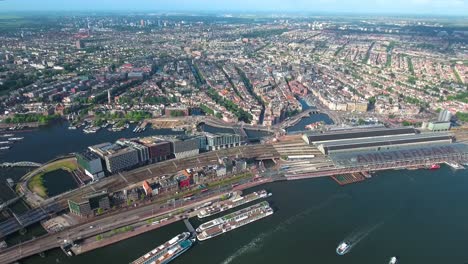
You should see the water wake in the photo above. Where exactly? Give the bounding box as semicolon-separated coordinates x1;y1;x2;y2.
220;193;349;264
343;221;385;252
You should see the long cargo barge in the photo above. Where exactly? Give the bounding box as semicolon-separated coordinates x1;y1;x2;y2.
131;232;194;264
196;201;273;241
197;190;271;219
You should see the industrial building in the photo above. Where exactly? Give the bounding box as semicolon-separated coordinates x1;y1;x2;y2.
205;133;242;151
89;143;139;173
76;150;105;180
68;191;110;217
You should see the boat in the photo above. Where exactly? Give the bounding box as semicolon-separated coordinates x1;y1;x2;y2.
68;126;77;130
196;201;273;241
428;164;440;170
197;190;270;219
444;162;464;170
0;141;11;145
336;241;351;255
388;256;398;264
130;232;193;264
8;137;24;141
0;146;10;150
0;134;14;137
305;121;324;130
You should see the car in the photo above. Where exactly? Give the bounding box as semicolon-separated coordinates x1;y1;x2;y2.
89;225;94;229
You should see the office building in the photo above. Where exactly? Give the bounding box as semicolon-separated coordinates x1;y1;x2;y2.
76;150;105;180
205;133;241;151
90;143;139;173
171;136;200;159
68;191;110;217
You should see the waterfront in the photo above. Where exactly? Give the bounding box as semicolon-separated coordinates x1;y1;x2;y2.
2;120;468;264
13;166;468;264
0;121;185;163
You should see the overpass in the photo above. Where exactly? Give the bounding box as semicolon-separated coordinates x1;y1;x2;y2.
0;161;42;168
0;194;24;211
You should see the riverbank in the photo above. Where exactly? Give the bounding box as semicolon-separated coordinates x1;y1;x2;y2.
69;178;270;256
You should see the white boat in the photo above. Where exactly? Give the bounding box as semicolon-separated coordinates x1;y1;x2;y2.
8;137;24;141
336;241;351;255
0;146;10;150
389;256;398;264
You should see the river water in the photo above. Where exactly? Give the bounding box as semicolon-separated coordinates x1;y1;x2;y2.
3;120;468;264
19;166;468;264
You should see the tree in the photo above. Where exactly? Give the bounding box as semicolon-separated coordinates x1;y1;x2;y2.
97;208;104;215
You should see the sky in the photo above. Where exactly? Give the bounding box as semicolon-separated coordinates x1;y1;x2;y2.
0;0;467;15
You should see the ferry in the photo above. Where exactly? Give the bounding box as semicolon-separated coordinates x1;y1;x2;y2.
131;232;194;264
0;146;10;150
336;241;351;255
428;164;440;170
196;201;273;241
197;190;271;219
8;137;24;141
388;256;398;264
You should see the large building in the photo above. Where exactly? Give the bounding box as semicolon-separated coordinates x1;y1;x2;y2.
171;136;200;159
76;151;105;181
438;109;452;122
117;140;150;164
139;138;172;162
304;127;453;155
205;133;241;151
89;143;139;173
68;191;110;217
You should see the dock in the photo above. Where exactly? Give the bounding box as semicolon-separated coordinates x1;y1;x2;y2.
331;172;366;186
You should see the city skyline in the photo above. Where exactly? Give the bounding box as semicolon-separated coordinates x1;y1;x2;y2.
0;0;467;15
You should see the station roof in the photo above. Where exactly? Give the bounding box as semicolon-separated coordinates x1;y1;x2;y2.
307;127;416;143
320;133;452;152
330;143;468;167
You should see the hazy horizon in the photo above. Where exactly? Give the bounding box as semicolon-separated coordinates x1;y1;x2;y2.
0;0;467;16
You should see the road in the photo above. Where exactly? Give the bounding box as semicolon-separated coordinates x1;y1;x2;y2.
0;182;245;264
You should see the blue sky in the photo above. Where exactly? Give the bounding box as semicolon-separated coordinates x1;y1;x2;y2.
0;0;467;15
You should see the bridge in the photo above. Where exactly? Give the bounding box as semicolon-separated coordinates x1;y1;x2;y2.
0;161;42;168
278;109;320;130
0;195;24;211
